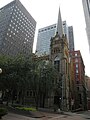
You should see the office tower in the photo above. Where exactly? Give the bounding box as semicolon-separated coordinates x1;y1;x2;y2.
68;26;75;51
36;24;56;56
82;0;90;51
0;0;36;56
63;21;69;44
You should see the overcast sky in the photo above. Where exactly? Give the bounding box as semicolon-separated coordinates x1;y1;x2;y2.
0;0;90;76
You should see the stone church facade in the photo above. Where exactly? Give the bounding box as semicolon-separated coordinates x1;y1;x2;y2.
49;32;69;111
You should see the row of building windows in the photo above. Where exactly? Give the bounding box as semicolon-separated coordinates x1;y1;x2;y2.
6;33;33;44
10;19;34;33
8;23;34;38
10;18;34;32
39;26;56;33
7;30;33;40
7;28;33;38
3;38;32;49
12;7;35;29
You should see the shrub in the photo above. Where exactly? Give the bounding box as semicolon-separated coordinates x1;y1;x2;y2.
0;108;8;119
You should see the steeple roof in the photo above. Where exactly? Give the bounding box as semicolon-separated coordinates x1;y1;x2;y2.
56;7;63;37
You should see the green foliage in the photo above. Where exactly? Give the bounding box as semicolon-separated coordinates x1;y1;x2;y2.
29;60;58;108
0;55;33;104
0;54;58;108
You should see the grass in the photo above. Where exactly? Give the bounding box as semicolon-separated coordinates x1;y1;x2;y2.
15;107;36;112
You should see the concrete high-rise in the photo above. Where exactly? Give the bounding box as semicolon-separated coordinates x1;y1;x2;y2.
68;26;75;51
0;0;36;56
82;0;90;51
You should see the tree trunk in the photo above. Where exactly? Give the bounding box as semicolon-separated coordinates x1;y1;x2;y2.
42;94;46;108
35;94;39;110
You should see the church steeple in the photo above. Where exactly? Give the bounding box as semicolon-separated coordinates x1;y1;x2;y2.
56;7;63;37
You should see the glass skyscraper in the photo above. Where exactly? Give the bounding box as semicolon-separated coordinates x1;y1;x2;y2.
68;26;75;51
36;21;74;56
0;0;36;56
36;24;56;56
82;0;90;51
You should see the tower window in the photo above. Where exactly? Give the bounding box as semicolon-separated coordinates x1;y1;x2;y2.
54;60;60;72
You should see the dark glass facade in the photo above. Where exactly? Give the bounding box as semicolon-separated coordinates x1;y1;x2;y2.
86;0;90;16
68;26;75;51
0;0;36;56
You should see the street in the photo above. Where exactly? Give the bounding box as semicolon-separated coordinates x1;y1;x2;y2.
2;111;90;120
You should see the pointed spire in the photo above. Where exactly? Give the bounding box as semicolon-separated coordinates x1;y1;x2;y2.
56;7;63;37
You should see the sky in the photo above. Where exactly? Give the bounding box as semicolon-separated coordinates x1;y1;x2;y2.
0;0;90;76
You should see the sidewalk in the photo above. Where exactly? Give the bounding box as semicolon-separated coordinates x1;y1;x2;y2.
30;109;90;119
6;106;90;119
2;112;88;120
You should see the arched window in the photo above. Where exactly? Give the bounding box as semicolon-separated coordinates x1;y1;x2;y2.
54;56;60;72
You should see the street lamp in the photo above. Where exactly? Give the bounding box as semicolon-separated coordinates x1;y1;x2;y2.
0;68;2;74
59;73;64;111
0;68;2;99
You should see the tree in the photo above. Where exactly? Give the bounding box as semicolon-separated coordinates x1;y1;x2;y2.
30;60;58;108
0;55;33;105
0;54;58;108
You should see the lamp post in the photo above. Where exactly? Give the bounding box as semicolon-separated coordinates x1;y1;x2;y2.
60;73;64;111
0;68;2;74
0;68;2;99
